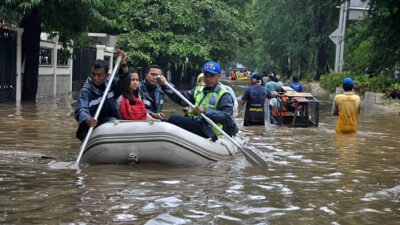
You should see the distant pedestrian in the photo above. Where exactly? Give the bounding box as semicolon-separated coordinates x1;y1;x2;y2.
240;73;272;126
332;78;361;134
288;76;303;92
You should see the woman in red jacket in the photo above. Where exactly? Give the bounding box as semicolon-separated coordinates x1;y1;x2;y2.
120;68;148;120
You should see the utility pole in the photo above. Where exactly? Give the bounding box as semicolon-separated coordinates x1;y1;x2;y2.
335;2;348;73
329;0;369;73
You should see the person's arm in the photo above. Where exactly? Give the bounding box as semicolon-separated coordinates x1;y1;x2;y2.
332;97;338;116
164;84;196;107
240;88;250;106
74;87;97;126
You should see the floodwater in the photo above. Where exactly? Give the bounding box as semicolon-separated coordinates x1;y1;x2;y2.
0;82;399;224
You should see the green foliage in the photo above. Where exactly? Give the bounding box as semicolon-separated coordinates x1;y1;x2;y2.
320;72;347;93
117;0;251;66
2;0;120;48
344;1;400;75
235;0;337;79
366;75;393;93
320;71;396;96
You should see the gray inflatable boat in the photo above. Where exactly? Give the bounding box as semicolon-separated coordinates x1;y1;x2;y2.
80;120;239;166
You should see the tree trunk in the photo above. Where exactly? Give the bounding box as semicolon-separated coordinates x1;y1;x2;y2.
21;7;41;101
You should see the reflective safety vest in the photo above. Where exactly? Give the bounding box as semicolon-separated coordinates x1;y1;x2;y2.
188;84;227;136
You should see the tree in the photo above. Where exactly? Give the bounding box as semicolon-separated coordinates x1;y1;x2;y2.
117;0;250;71
2;0;119;101
237;0;337;80
361;0;400;72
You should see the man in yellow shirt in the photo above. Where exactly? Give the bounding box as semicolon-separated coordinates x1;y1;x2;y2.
332;78;361;134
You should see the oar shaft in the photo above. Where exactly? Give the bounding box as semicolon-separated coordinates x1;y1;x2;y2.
164;83;241;149
75;56;122;164
164;81;268;168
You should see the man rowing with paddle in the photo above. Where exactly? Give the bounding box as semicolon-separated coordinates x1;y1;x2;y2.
74;50;130;141
166;61;239;141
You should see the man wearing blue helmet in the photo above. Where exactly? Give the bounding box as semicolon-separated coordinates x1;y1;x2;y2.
332;77;361;134
166;61;239;140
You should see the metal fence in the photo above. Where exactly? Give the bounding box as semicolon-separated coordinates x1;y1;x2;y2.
72;46;97;92
0;29;17;102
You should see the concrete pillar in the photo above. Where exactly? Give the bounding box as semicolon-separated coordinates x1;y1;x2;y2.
69;48;73;93
105;47;114;71
53;41;58;96
96;45;105;60
15;28;23;104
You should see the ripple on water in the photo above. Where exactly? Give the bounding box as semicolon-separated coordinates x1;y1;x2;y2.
319;206;336;215
364;185;400;201
183;209;209;219
240;205;300;215
113;213;137;222
144;213;187;225
154;196;183;208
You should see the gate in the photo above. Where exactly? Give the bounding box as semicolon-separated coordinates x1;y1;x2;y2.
72;46;97;92
0;29;17;102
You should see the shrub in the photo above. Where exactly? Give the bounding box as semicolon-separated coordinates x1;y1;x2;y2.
320;72;346;93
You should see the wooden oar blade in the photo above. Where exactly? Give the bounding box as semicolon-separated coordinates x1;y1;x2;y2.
241;147;269;168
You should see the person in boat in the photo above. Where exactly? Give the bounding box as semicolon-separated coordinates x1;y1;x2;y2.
166;61;239;140
139;64;177;120
119;67;149;120
332;77;361;134
183;73;206;116
288;76;303;92
74;50;130;141
240;72;272;126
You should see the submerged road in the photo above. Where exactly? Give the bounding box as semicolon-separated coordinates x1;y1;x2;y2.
0;83;399;224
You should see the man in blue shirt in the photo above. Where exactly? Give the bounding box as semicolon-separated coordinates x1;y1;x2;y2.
139;65;178;119
74;51;130;141
240;73;272;126
288;76;303;92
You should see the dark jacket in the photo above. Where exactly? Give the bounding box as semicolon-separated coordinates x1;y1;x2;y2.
74;72;129;140
139;80;178;114
170;83;239;137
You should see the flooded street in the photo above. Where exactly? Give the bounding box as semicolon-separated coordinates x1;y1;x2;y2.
0;83;399;224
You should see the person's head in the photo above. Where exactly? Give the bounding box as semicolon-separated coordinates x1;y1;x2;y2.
91;59;109;87
267;75;274;82
197;73;205;86
145;64;163;86
128;67;139;91
342;77;354;91
202;61;222;87
292;76;299;83
250;72;262;85
275;81;283;92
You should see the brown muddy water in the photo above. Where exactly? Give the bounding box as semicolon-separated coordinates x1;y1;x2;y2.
0;82;399;224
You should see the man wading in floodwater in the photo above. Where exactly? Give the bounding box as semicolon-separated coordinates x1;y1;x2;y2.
332;77;361;134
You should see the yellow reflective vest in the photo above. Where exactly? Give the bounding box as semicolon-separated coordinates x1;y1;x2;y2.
188;85;227;136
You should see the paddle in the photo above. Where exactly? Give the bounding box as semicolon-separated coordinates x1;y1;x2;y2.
163;82;268;168
49;56;122;170
264;99;271;131
74;56;123;166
